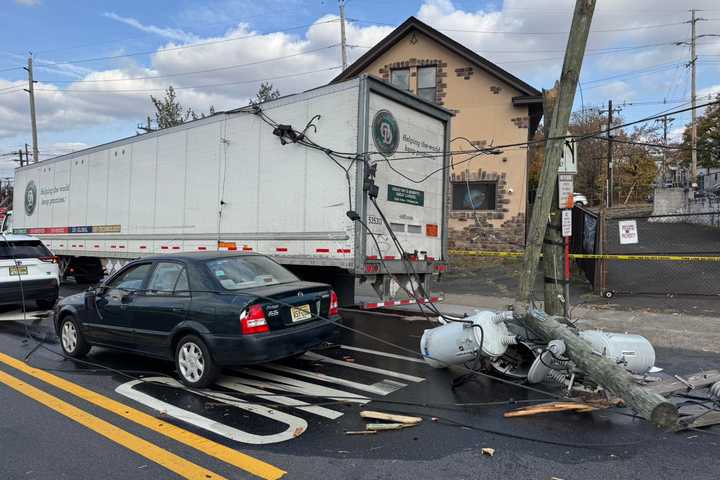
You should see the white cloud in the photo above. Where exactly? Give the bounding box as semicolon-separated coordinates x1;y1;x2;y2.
104;12;198;43
15;0;40;6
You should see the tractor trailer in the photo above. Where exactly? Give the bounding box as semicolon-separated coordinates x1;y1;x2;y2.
10;76;452;307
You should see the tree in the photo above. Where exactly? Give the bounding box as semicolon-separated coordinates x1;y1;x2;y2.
139;86;216;133
151;86;193;129
250;82;280;106
680;93;720;169
529;108;662;206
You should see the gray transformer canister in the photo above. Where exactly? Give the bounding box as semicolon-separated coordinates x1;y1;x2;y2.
579;330;656;374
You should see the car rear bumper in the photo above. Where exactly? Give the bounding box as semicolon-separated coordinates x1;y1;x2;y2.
205;317;341;366
0;278;59;305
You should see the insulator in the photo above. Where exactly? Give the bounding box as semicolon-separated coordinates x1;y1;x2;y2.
710;381;720;400
551;358;573;369
546;369;568;384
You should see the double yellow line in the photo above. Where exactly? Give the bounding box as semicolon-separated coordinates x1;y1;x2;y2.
0;351;285;479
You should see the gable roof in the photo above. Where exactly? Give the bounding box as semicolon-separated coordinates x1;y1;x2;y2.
332;16;542;100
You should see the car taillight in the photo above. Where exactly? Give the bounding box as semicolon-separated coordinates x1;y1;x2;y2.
329;290;339;317
240;304;269;334
39;256;58;264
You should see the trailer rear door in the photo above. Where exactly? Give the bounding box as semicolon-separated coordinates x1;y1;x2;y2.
365;91;447;262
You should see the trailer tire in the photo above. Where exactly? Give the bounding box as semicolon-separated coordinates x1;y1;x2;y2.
36;296;58;310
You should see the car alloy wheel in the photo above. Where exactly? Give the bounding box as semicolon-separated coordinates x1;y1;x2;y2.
178;341;205;383
61;321;78;353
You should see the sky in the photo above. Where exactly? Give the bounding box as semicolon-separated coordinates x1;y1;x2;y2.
1;0;720;177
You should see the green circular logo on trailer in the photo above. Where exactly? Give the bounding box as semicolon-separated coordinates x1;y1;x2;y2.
372;110;399;157
24;181;37;216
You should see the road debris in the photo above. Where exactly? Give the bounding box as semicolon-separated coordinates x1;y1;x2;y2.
345;430;377;435
504;402;597;418
366;423;416;431
360;410;422;425
481;448;495;457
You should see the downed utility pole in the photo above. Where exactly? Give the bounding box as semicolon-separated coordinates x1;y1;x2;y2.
514;0;678;429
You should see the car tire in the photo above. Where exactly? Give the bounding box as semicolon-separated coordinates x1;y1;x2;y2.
36;297;58;310
59;315;91;358
175;335;219;388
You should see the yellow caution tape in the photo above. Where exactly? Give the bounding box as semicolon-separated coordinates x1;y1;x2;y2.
449;249;720;262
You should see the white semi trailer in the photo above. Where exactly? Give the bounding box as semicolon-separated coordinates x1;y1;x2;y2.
10;76;451;307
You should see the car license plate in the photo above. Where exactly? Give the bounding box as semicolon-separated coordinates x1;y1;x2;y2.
9;266;28;276
290;304;312;322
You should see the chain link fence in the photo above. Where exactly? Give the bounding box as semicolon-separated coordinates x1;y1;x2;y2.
570;204;720;298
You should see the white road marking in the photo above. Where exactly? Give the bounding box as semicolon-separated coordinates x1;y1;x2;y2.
340;345;427;364
264;363;407;396
234;369;371;404
114;346;428;444
303;352;426;383
216;376;343;420
115;377;308;444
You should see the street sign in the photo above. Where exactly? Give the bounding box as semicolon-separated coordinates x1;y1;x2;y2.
559;138;577;174
619;220;639;244
561;209;572;237
558;173;574;209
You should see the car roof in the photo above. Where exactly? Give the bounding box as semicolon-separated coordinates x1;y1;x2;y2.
136;251;265;263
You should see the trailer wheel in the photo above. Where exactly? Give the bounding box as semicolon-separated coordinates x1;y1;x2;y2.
603;290;614;299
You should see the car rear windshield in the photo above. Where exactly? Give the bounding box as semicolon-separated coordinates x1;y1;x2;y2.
206;256;299;290
0;240;51;260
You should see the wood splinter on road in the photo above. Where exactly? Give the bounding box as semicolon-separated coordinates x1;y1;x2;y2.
365;423;416;431
360;410;423;425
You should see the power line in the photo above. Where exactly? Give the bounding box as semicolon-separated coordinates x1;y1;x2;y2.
32;19;341;67
38;44;340;84
34;66;342;94
350;18;710;34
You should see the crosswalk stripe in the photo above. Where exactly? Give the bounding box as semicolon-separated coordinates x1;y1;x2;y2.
303;352;426;382
263;363;407;395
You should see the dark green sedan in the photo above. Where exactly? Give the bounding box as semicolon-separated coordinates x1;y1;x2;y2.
54;252;340;387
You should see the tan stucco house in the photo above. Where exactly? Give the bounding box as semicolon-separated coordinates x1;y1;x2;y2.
333;17;543;251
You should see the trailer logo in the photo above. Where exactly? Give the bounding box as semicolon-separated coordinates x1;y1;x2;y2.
372;110;399;157
24;181;37;216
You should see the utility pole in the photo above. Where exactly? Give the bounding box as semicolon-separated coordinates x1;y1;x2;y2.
658;115;675;182
515;0;677;429
517;0;594;305
541;86;565;316
23;55;39;163
338;0;348;71
690;9;698;184
599;100;621;207
17;149;24;167
607;100;613;207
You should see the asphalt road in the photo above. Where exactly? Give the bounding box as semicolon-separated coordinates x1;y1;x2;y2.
0;283;717;479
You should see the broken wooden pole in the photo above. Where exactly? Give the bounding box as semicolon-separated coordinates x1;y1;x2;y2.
523;308;678;428
517;0;596;306
540;86;566;316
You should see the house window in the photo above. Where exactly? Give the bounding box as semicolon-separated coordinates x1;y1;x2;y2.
417;66;437;103
390;68;410;91
451;181;497;210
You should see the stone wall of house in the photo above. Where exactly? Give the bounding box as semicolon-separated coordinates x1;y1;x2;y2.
447;168;526;251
